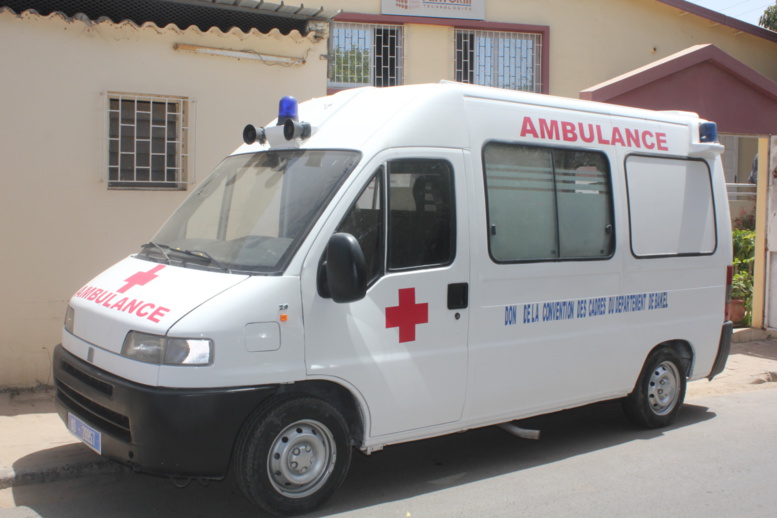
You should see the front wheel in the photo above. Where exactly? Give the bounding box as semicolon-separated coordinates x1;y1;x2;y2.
234;396;352;516
623;348;687;428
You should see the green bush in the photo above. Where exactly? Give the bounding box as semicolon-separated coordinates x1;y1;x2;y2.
731;271;752;301
731;228;756;326
732;228;755;276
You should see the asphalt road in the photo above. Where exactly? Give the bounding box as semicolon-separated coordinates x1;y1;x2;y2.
3;388;776;518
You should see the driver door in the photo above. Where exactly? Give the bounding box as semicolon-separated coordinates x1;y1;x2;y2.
302;150;470;438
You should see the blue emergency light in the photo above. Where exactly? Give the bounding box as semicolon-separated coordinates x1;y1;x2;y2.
241;96;312;145
277;96;299;125
277;96;311;141
699;122;718;143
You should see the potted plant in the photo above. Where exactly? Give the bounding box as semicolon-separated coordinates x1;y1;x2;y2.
730;270;752;325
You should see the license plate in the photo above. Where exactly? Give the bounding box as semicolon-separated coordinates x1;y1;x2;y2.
67;413;102;455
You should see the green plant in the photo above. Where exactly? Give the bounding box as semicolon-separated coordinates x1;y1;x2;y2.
732;228;755;276
731;271;753;302
731;228;756;326
731;271;753;326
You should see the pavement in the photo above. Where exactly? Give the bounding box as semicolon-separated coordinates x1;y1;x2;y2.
1;330;777;509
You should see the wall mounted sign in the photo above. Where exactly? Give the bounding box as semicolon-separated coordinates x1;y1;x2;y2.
382;0;485;20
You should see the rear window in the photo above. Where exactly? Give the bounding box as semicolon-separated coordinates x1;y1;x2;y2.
625;155;716;257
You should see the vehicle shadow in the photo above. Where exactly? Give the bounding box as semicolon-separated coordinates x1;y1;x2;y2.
320;400;714;516
10;400;715;518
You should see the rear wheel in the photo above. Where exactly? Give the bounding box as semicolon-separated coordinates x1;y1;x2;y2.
234;396;352;516
623;348;687;428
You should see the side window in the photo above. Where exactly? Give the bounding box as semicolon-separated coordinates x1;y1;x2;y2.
625;156;716;256
337;171;384;284
388;160;455;270
483;143;614;262
337;159;456;286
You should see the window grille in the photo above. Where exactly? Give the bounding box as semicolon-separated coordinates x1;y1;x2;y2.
455;29;542;92
329;22;403;88
107;93;191;190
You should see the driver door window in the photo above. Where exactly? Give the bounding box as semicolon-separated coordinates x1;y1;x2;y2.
337;159;456;285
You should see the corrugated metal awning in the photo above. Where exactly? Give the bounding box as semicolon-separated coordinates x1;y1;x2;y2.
1;0;339;36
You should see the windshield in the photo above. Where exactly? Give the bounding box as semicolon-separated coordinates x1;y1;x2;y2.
141;149;361;274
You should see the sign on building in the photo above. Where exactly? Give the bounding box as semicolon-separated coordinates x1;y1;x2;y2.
382;0;485;20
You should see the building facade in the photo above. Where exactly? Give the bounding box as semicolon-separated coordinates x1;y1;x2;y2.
0;1;335;387
2;0;777;387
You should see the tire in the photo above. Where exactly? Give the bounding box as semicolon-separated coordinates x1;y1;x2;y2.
234;396;352;516
623;348;687;428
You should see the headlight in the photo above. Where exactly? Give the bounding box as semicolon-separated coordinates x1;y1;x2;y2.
64;305;75;334
121;331;213;366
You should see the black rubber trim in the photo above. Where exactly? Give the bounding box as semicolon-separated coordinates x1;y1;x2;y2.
53;344;276;478
708;321;733;380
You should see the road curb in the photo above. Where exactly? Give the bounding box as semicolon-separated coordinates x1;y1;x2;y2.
732;328;777;342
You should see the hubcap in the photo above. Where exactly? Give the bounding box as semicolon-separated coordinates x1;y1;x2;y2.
647;361;681;416
267;419;336;498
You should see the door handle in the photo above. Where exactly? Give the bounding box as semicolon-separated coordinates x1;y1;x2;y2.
447;283;469;310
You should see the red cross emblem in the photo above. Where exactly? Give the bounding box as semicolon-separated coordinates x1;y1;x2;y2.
118;265;166;294
385;288;429;343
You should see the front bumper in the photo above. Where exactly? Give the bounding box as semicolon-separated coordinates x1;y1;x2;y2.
53;344;276;478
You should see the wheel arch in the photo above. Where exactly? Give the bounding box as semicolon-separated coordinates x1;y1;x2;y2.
275;380;367;447
648;339;694;378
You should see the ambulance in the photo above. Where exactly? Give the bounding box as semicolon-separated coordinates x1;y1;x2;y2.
54;82;733;515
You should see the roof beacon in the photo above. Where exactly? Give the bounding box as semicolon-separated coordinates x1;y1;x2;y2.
277;96;299;125
699;122;718;143
278;96;312;141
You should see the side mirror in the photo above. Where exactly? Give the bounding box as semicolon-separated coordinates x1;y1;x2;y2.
325;233;367;303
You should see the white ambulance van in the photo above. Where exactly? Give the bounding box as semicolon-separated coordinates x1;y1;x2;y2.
55;82;733;515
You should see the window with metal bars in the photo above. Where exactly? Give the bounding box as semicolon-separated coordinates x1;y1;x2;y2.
107;93;190;190
455;29;542;92
329;22;403;89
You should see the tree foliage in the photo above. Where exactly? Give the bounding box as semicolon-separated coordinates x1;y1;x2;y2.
759;2;777;31
331;46;370;85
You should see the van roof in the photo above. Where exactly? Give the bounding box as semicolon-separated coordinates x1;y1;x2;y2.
236;82;705;155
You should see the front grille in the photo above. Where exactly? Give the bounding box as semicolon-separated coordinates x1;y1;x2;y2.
61;360;113;396
56;361;132;442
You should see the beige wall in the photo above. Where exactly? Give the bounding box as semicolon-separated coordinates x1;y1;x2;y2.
403;24;453;85
324;0;777;96
0;10;327;387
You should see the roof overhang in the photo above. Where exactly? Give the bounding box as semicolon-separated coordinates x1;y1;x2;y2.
581;44;777;135
0;0;339;37
655;0;777;45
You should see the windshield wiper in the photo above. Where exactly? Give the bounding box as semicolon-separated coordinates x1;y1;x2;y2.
169;248;232;274
141;241;171;264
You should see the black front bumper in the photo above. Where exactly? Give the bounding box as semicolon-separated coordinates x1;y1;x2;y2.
53;344;276;478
